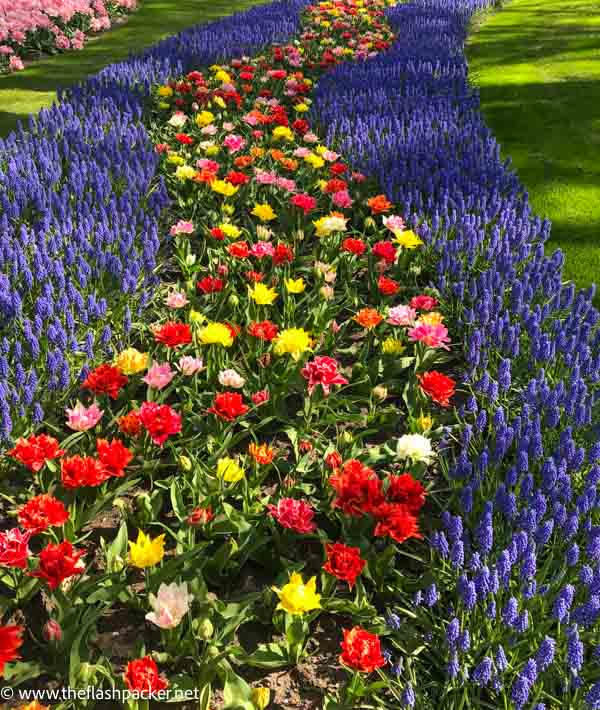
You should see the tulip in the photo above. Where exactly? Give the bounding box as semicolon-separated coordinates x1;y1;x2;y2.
146;582;193;629
42;620;62;643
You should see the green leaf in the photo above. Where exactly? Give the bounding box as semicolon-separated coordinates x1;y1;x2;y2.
2;661;44;684
164;674;206;704
170;479;186;521
222;669;254;710
240;642;289;669
69;610;103;686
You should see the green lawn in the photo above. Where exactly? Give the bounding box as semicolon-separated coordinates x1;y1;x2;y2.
467;0;600;297
0;0;267;137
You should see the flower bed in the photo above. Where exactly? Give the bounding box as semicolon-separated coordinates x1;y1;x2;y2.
0;0;305;442
1;0;599;707
313;0;600;707
0;0;138;73
0;1;460;707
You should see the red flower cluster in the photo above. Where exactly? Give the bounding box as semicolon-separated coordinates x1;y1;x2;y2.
82;364;128;400
268;497;317;534
372;503;423;544
372;240;397;264
208;392;249;421
228;241;250;259
329;460;384;516
124;656;168;696
377;275;400;296
96;438;133;478
248;320;279;341
272;243;294;265
252;389;270;405
367;194;393;214
340;626;386;672
325;451;343;470
301;356;348;396
29;540;85;589
418;370;456;408
138;402;182;446
290;193;317;214
342;237;366;255
8;434;65;472
18;494;69;534
0;624;23;675
323;542;366;588
387;473;426;512
118;411;142;437
410;294;438;311
330;460;426;543
61;455;109;488
175;132;194;145
153;321;192;348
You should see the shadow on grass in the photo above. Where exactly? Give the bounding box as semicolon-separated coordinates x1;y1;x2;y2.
467;0;600;300
475;78;600;303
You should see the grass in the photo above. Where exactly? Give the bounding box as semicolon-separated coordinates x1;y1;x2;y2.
0;0;267;137
467;0;600;297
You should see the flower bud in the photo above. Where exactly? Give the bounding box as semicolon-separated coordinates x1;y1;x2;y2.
179;455;192;472
197;618;214;640
340;431;354;445
185;253;197;267
188;506;214;526
206;643;220;659
257;353;272;368
325;451;343;470
76;662;98;685
228;294;240;307
417;413;434;431
320;285;334;301
251;687;271;709
135;492;153;525
43;620;62;643
113;497;129;513
256;225;272;240
372;385;388;401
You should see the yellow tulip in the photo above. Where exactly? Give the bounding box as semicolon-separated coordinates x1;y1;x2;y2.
199;322;234;347
272;572;321;615
251;203;277;222
285;278;305;294
216;457;246;483
249;283;278;305
115;348;148;375
129;531;165;569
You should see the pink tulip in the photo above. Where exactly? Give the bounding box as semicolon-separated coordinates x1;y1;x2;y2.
165;291;189;308
178;356;204;375
170;220;194;236
65;401;104;431
143;362;175;389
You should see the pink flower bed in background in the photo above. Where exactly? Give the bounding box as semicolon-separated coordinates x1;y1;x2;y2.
0;0;137;72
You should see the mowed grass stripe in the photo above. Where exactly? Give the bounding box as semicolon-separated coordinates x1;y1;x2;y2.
467;0;600;302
